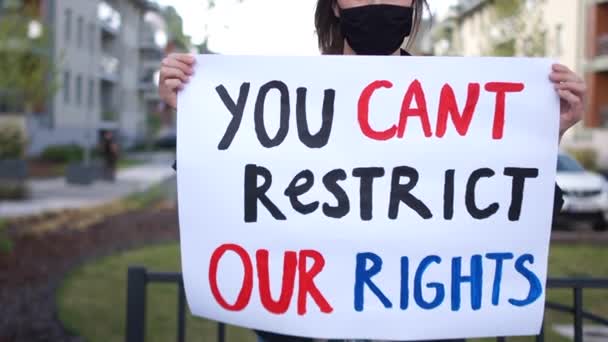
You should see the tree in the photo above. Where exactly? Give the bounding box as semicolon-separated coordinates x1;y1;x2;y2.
161;5;192;51
484;0;546;57
0;3;58;114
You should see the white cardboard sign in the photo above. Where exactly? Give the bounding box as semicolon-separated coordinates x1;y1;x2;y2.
177;55;560;341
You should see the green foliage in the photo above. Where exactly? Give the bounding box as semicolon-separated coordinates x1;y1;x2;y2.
0;182;29;200
565;148;599;171
484;0;547;57
0;219;12;254
57;243;257;342
40;144;84;163
0;123;27;159
0;3;59;111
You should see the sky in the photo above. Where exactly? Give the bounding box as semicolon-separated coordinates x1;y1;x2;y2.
155;0;458;55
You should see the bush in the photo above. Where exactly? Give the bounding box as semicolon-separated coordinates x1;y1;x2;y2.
40;144;84;163
565;148;598;171
0;181;29;200
0;124;26;159
0;219;12;254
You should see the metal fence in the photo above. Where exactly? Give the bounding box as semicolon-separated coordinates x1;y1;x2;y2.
125;266;608;342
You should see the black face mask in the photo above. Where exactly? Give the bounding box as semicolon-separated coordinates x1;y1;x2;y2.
339;4;413;56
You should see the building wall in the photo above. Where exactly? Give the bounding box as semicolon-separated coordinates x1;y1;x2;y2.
25;0;163;155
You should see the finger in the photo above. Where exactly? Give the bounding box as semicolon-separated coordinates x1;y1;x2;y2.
552;63;572;73
168;53;196;65
557;89;581;107
162;58;194;75
554;81;586;96
164;78;184;91
161;67;190;83
165;93;177;108
549;71;581;83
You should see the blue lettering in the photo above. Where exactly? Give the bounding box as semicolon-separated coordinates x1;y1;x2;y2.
486;252;514;305
414;255;444;309
354;252;392;311
508;254;542;307
400;256;409;310
451;255;483;311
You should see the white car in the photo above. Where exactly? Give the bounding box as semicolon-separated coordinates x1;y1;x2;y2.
555;153;608;231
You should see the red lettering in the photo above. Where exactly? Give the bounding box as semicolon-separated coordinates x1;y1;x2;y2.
209;244;254;311
436;83;480;137
397;79;432;138
484;82;525;139
256;249;298;314
297;250;333;315
358;80;398;141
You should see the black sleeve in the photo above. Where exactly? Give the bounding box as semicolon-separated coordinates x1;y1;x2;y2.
553;183;564;218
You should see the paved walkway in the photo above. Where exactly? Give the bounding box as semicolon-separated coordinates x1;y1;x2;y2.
0;152;176;218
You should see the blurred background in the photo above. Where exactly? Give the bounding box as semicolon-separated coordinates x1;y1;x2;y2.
0;0;607;342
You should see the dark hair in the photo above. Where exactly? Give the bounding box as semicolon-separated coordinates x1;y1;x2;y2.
315;0;430;55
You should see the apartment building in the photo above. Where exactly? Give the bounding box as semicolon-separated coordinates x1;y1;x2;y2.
0;0;167;154
432;0;608;168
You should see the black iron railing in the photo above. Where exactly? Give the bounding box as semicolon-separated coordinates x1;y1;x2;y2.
125;266;608;342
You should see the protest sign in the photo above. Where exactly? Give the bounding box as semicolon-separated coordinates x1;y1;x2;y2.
176;55;560;341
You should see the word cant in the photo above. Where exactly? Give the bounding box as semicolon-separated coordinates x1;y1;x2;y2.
214;80;525;149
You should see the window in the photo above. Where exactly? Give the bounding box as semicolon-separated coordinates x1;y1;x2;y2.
64;9;72;42
63;71;70;104
88;79;95;108
76;75;82;106
555;24;563;56
89;23;96;53
77;16;83;48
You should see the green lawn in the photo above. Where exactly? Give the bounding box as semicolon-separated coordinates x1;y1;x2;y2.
57;244;608;342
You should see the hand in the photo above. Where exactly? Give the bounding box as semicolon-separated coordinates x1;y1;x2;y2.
549;63;586;141
159;53;196;108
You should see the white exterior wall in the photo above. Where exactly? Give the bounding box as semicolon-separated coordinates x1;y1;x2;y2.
27;0;155;154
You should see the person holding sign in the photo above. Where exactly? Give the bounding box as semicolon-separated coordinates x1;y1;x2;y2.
159;0;586;341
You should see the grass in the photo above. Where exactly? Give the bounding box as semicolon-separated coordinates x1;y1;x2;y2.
8;178;172;237
57;244;608;342
58;243;256;342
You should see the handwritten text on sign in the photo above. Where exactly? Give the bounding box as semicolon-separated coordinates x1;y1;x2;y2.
177;55;559;341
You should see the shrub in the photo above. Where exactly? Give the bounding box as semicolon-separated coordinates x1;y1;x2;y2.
0;219;12;254
565;148;598;171
0;123;26;159
40;144;84;163
0;181;29;200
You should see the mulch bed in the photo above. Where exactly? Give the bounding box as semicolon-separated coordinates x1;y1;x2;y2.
0;205;179;342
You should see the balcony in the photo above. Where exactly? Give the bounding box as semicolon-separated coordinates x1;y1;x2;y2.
98;1;121;36
100;54;119;82
138;69;158;92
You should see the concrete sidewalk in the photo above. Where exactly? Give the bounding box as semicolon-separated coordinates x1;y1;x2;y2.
0;153;176;218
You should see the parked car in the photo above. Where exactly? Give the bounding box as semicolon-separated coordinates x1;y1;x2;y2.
155;132;176;149
555;153;608;231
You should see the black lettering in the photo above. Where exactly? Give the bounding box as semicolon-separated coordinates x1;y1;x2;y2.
322;169;350;218
244;164;286;223
352;167;385;221
389;166;432;220
284;170;318;214
465;168;499;219
254;81;290;148
216;83;250;150
444;169;455;220
296;87;336;148
504;167;539;221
